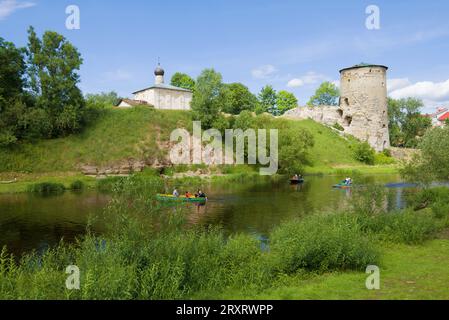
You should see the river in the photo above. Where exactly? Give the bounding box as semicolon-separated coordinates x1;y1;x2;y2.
0;174;414;257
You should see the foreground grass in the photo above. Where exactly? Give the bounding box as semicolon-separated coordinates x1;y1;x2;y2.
194;239;449;300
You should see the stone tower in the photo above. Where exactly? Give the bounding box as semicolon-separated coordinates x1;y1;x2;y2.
339;64;390;151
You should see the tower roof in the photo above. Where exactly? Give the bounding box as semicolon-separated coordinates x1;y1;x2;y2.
340;63;388;73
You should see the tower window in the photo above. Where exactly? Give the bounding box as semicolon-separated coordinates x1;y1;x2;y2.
344;116;353;127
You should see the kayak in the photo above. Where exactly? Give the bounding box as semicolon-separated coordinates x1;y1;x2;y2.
156;194;208;203
333;184;352;189
290;179;305;184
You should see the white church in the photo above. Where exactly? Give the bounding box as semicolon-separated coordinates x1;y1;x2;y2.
116;64;193;110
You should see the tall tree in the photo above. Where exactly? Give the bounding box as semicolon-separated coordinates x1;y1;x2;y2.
276;90;298;115
27;27;85;137
0;38;27;147
221;82;258;115
257;85;277;115
307;81;340;106
170;72;195;91
388;97;431;148
0;38;26;101
191;69;223;129
401;126;449;184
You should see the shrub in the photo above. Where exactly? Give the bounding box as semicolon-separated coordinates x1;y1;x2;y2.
374;152;395;165
408;187;449;210
27;182;65;195
333;122;344;131
357;209;440;244
70;180;85;191
96;176;126;193
269;214;379;274
353;142;375;165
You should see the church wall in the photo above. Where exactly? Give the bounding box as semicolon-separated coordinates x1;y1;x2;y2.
134;88;192;110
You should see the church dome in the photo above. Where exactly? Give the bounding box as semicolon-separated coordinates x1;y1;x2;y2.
154;64;165;76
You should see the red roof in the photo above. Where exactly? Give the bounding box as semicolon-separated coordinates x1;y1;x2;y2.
438;111;449;121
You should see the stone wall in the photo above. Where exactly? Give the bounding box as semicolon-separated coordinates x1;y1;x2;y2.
284;106;343;127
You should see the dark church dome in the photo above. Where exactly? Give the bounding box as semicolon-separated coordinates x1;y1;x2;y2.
154;64;165;76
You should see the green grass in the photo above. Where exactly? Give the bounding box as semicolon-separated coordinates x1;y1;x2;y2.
0;107;191;173
0;173;96;194
203;239;449;300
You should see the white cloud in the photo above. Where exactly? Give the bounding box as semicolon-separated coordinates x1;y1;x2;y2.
251;65;278;79
0;0;35;20
389;79;449;113
389;79;449;101
287;72;329;88
387;78;412;93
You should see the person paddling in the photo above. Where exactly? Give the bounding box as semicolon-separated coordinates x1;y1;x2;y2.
196;190;206;198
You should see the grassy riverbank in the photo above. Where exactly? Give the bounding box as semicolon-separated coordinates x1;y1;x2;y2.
0;107;399;194
197;238;449;300
0;173;97;194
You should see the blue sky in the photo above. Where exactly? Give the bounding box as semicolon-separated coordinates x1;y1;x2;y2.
2;0;449;112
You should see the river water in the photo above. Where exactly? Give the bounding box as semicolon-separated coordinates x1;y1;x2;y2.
0;174;414;256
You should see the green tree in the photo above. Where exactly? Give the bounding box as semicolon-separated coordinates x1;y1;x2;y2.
257;85;277;115
307;81;340;106
233;110;255;131
170;72;195;91
221;83;258;115
27;27;85;137
0;38;38;146
278;125;314;174
191;69;224;129
388;97;431;148
276;90;298;115
401;126;449;184
0;38;26;101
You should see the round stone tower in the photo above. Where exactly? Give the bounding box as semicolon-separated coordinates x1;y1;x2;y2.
339;63;390;152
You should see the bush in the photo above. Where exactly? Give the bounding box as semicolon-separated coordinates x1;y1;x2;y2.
70;180;85;191
96;176;126;193
333;122;344;131
357;209;440;244
374;152;395;165
269;214;379;274
408;187;449;210
27;182;65;195
353;142;375;165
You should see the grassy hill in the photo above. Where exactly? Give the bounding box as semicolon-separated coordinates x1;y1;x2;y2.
0;107;191;173
0;107;395;179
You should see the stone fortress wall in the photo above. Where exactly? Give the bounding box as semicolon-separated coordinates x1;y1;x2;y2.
284;64;391;152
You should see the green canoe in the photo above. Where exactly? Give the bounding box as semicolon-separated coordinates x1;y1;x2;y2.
156;194;208;203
